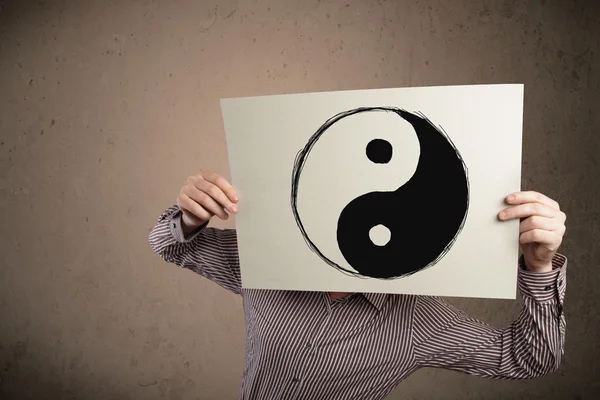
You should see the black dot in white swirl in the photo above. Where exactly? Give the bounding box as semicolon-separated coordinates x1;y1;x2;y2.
366;139;393;164
291;107;469;279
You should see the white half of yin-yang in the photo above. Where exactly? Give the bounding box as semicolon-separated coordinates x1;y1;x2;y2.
296;110;421;274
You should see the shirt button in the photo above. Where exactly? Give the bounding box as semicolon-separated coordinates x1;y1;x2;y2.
558;279;564;285
172;223;176;228
544;285;552;291
292;377;300;383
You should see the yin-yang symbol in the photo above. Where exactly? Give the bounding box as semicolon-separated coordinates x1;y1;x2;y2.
291;107;469;279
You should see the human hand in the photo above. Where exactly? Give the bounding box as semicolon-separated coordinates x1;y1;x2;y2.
498;191;566;272
177;169;239;232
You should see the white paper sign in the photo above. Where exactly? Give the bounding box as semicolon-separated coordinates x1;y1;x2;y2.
221;84;523;299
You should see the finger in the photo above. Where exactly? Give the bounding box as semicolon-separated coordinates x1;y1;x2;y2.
506;191;560;210
178;193;213;222
200;170;239;203
519;229;562;251
193;178;238;215
519;215;562;233
499;203;556;221
184;184;229;220
558;210;567;223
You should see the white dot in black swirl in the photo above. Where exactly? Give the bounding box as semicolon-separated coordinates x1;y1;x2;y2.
291;107;469;280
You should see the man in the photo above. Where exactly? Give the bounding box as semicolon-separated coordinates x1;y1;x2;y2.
149;169;567;400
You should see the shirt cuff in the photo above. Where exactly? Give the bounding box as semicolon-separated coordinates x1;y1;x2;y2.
517;253;567;304
169;209;209;243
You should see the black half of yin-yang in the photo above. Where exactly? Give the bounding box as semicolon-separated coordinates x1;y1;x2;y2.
336;109;469;279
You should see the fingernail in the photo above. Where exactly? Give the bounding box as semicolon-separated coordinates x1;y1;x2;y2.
499;211;507;219
230;205;238;213
507;195;515;202
233;196;239;202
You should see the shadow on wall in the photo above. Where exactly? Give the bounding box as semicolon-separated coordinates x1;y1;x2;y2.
0;340;117;399
0;339;201;400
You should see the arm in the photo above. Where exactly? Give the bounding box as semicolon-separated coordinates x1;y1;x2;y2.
148;205;242;295
413;254;567;379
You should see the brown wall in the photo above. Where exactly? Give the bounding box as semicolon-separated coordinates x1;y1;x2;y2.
1;0;598;399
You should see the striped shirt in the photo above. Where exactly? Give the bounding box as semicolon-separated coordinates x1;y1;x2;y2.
149;205;567;400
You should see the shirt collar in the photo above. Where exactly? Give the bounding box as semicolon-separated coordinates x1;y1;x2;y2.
362;293;388;311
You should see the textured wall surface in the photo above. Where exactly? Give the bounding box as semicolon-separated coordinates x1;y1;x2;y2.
1;0;599;399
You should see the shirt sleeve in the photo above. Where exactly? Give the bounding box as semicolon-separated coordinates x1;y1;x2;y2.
412;254;567;379
148;205;242;295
